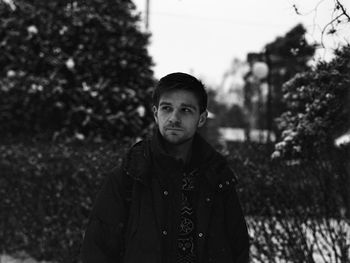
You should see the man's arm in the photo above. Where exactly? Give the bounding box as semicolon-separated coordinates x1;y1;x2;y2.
225;187;250;263
81;167;131;263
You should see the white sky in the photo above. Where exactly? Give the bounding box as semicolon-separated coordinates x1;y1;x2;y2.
133;0;350;87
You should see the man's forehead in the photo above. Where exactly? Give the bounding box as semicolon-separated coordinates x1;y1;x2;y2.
159;90;199;108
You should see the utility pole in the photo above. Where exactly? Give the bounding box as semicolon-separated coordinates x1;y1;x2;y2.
145;0;150;30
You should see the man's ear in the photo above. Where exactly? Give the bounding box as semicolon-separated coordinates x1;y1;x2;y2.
197;110;208;128
152;106;159;124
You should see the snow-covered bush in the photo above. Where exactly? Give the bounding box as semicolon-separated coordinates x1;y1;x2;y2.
273;45;350;159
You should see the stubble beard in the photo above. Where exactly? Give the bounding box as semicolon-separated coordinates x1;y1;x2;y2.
161;128;193;146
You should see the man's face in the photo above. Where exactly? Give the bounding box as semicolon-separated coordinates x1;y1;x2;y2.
153;90;207;145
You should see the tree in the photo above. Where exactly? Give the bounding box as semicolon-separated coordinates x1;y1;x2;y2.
265;24;316;134
0;0;155;141
243;24;316;138
273;45;350;159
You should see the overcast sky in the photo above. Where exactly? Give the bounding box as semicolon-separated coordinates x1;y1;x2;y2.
133;0;350;86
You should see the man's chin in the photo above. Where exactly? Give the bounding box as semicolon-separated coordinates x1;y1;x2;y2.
164;138;182;145
163;134;192;146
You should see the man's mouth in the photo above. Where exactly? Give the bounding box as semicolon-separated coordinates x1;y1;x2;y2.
165;127;183;131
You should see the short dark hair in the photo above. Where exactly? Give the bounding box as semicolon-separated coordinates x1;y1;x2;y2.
152;72;208;113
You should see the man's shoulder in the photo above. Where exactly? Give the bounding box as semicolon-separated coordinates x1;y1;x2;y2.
122;138;152;183
202;149;239;191
126;138;151;162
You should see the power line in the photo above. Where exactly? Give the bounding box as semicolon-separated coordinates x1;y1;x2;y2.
148;11;294;28
145;0;150;30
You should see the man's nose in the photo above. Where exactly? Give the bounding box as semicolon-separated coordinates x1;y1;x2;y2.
169;110;181;123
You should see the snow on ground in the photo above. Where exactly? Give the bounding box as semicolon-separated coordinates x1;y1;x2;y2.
0;254;51;263
0;254;36;263
247;216;350;263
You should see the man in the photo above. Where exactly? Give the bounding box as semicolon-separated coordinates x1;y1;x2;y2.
81;72;249;263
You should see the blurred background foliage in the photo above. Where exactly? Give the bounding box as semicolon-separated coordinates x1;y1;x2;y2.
0;0;155;141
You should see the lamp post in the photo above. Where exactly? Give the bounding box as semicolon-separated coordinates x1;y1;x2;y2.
252;62;269;80
251;61;269;142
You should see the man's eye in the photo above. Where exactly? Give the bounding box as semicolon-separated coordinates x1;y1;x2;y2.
161;106;172;111
182;108;192;113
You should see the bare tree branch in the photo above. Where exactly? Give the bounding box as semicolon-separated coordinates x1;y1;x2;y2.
321;13;344;48
292;0;350;48
335;0;350;21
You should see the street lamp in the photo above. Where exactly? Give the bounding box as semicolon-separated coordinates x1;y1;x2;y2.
251;61;269;142
252;62;269;80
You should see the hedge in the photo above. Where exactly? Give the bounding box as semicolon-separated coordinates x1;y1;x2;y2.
0;140;128;262
225;142;350;262
226;142;349;218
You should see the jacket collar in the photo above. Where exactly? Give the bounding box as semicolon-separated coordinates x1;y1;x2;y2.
122;138;152;185
150;129;187;173
124;129;237;190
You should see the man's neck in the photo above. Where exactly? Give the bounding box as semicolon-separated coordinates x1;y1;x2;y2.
163;139;193;163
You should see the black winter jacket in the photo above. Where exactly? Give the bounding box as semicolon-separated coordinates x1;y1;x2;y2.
81;132;249;263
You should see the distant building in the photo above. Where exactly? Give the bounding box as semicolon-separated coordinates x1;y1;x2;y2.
219;127;275;143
